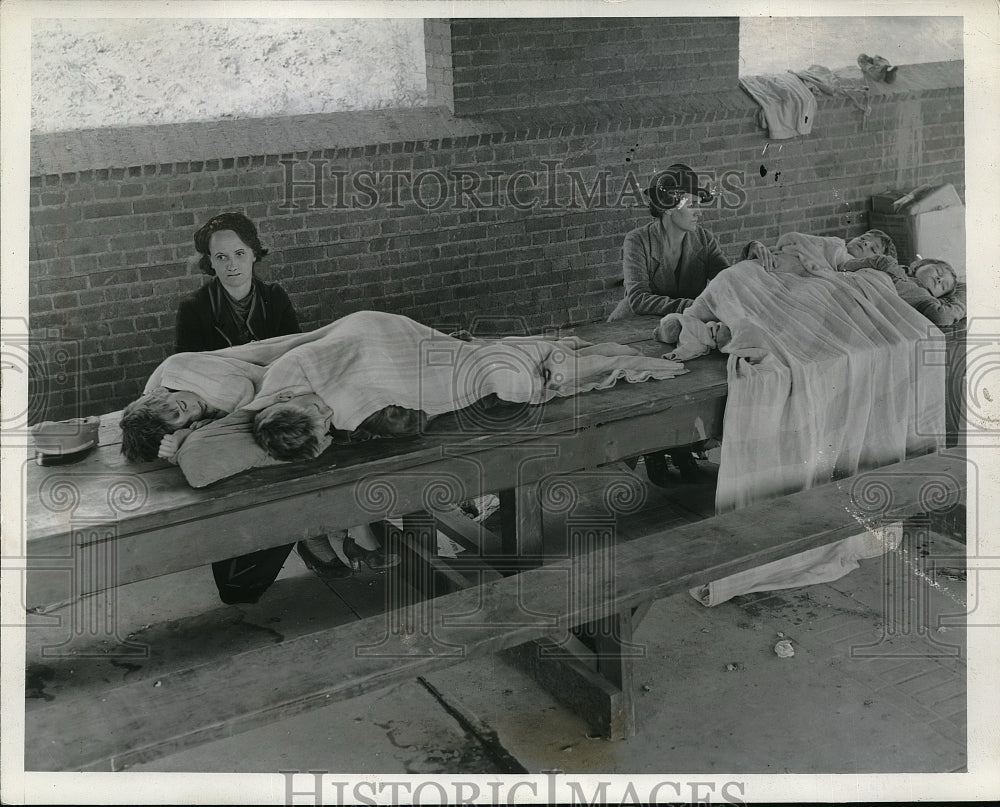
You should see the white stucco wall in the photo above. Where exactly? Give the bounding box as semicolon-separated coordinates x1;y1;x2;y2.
31;18;427;132
739;16;963;75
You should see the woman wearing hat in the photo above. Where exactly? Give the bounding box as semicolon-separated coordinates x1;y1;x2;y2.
609;164;731;484
609;163;729;321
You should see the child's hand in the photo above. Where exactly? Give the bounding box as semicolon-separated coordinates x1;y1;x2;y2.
158;429;191;463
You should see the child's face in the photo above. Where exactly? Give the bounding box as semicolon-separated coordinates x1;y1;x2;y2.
846;233;884;259
913;263;955;298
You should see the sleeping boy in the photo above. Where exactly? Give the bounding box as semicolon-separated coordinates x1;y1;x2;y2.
741;229;965;327
837;254;966;328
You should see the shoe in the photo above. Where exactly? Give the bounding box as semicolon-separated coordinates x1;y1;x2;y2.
217;585;268;605
643;452;672;487
297;539;352;579
342;535;401;572
669;450;701;484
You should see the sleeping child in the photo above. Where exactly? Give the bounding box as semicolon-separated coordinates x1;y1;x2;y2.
741;230;965;327
837;255;966;328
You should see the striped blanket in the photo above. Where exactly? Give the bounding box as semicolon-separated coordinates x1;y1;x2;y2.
664;259;945;513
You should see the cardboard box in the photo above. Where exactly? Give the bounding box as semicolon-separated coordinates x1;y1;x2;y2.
869;184;965;279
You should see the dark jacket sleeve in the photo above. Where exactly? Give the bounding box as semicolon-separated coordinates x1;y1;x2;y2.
896;278;967;328
623;230;691;316
265;283;301;337
175;295;211;353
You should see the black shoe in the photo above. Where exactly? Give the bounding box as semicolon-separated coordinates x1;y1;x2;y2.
643;452;672;487
297;539;353;579
217;585;268;605
342;535;401;572
669;450;701;483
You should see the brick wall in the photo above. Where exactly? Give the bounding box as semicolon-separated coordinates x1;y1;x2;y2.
442;17;740;115
28;53;963;423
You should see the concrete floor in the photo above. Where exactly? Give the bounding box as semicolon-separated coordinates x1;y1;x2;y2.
24;457;968;780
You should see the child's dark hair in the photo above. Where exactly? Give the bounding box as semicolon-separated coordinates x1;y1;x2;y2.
193;212;268;276
120;391;177;461
253;404;324;461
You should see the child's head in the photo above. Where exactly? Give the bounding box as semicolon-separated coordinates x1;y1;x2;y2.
908;258;957;298
120;388;207;461
253;394;334;461
846;229;898;261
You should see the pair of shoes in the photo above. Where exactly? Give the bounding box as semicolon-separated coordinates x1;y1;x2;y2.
297;539;352;579
643;452;672;487
858;53;898;84
669;451;702;484
342;535;401;572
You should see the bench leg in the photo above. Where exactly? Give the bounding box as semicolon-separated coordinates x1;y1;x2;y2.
503;604;642;740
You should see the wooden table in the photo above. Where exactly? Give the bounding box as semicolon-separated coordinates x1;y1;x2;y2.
22;317;969;766
24;318;728;610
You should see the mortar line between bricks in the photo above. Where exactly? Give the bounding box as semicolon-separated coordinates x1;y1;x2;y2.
417;675;531;775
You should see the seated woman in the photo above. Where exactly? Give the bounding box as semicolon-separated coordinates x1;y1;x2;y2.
120;387;400;575
609;163;731;484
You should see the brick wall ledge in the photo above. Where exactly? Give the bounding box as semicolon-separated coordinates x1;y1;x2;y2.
31;61;961;180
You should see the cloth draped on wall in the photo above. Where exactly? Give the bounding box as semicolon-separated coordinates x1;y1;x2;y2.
739;73;818;139
666;260;945;514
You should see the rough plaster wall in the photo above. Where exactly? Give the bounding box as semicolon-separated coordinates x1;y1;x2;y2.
31;18;427;132
739;16;963;74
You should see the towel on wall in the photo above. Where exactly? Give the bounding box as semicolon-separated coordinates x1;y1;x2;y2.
740;73;818;139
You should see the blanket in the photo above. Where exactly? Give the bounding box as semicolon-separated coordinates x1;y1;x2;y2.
659;260;945;514
241;311;686;431
162;311;687;486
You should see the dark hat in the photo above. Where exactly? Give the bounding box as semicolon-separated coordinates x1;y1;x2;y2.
645;164;713;210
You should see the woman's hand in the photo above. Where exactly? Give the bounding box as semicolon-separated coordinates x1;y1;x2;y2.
158;429;192;463
741;241;775;272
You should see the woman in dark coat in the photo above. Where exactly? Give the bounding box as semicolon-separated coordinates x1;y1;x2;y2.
177;212;394;603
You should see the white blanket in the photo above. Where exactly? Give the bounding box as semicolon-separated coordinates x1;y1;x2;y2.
664;260;945;514
241;311;686;431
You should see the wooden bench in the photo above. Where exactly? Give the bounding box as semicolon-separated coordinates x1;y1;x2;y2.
24;450;966;771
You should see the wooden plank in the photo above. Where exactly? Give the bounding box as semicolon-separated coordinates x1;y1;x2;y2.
25;350;727;546
24;451;965;771
26;395;727;607
430;507;503;556
499;484;544;558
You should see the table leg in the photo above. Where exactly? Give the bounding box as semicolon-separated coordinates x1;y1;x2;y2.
499;484;544;562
